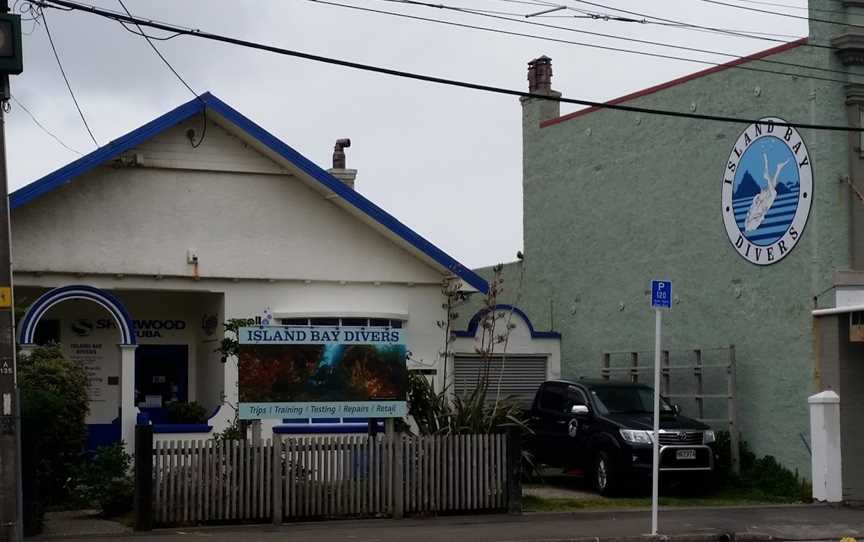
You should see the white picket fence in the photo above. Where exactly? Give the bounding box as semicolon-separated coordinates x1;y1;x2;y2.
151;433;513;526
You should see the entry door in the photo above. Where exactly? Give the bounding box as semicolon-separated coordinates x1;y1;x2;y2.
135;345;189;411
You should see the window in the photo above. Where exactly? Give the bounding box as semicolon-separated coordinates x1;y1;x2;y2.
539;383;565;412
279;316;405;327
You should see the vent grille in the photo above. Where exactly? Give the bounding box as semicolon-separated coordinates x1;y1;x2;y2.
658;431;703;445
453;355;548;406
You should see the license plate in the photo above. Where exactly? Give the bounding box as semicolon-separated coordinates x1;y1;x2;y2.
676;449;697;460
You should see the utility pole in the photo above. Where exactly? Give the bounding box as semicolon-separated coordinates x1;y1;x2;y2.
0;1;22;540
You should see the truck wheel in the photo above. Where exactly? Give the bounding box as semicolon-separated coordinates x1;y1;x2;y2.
594;451;618;496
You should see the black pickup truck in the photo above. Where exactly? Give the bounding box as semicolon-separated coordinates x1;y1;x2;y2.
526;379;716;495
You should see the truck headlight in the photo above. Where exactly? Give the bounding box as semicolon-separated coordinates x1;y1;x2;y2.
620;429;653;444
703;430;716;444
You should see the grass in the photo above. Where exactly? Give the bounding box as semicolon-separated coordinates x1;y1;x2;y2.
522;485;808;512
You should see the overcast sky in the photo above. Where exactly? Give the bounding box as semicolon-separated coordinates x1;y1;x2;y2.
6;0;809;269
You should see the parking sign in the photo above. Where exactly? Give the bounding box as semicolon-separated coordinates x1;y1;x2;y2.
651;280;672;309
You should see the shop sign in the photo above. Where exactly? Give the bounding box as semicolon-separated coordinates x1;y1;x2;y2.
721;117;812;265
237;326;407;419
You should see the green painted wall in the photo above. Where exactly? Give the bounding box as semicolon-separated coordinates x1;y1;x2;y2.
518;39;854;474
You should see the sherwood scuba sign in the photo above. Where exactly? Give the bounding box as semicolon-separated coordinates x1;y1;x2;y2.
721;117;812;266
94;318;187;338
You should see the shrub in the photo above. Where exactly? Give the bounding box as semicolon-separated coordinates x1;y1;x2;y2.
714;430;811;502
163;401;208;424
18;344;89;533
78;443;135;517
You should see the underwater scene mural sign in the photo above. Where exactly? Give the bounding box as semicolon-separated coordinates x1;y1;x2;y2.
237;326;408;420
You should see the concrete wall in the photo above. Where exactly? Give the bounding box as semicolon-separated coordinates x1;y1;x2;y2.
519;41;853;473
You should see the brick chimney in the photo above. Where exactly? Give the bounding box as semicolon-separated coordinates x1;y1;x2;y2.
326;138;357;189
521;56;561;126
527;56;553;93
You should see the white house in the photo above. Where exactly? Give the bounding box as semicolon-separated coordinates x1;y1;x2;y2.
10;93;559;454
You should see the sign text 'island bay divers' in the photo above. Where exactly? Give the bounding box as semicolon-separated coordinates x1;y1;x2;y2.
721;117;813;266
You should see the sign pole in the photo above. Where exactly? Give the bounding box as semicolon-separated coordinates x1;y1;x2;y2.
651;307;661;536
649;279;670;537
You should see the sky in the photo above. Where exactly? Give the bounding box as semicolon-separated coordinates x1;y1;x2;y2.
5;0;809;269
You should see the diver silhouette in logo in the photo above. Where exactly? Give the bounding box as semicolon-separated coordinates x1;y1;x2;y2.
744;153;789;232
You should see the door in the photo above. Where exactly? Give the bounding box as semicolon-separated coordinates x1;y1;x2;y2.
135;345;189;423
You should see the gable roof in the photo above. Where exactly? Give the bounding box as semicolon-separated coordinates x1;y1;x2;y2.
10;93;488;292
540;38;807;128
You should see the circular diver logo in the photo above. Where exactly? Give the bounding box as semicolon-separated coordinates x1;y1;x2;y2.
721;117;812;266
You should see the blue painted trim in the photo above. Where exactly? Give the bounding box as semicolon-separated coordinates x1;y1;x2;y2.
454;304;561;339
152;424;213;434
10;93;489;293
18;285;137;345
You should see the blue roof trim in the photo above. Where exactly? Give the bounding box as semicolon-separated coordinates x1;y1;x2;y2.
10;93;488;293
10;99;202;209
454;304;561;339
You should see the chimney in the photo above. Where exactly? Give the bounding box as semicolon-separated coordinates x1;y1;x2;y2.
527;55;553;93
327;138;358;189
521;56;561;125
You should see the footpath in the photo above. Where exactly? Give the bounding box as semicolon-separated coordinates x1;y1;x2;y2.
40;504;864;542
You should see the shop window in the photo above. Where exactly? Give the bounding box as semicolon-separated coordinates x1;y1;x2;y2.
281;318;309;326
340;317;368;327
280;317;404;328
310;317;340;326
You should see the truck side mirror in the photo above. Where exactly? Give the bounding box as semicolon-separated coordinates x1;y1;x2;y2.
571;404;589;417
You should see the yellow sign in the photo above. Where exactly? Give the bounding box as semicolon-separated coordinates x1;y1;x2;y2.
0;287;11;308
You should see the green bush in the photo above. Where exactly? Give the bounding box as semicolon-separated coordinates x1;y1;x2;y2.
714;430;811;502
78;443;135;517
163;401;208;424
18;344;89;533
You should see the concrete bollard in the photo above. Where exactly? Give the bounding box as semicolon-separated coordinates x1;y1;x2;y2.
808;390;842;502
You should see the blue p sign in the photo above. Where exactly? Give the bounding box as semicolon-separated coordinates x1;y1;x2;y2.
651;280;672;309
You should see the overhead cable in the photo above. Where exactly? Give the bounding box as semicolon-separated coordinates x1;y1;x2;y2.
115;0;206;147
9;94;83;155
372;0;852;80
40;8;98;146
568;0;833;49
698;0;864;30
32;0;864;132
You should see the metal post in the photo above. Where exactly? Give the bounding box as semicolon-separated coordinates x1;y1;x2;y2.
651;309;661;536
631;352;639;383
601;353;610;380
134;425;154;531
694;349;704;420
728;345;740;476
0;68;21;542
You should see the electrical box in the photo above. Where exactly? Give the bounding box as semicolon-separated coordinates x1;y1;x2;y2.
0;14;22;75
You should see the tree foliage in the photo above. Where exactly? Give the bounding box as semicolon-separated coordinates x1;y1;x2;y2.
18;344;89;533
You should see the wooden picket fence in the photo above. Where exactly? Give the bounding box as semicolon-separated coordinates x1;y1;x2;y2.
147;433;516;526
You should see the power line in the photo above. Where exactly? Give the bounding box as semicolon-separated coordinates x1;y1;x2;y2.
697;0;864;30
726;0;846;15
115;0;206;147
567;0;833;49
40;8;99;146
372;0;853;81
9;94;83;155
33;0;864;132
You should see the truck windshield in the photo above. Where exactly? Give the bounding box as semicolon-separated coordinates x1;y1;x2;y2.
590;386;674;415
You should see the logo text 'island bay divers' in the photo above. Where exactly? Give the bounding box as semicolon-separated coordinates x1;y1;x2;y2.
721;117;813;266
